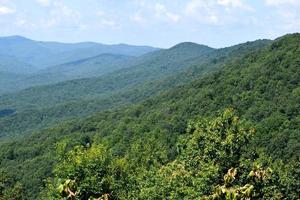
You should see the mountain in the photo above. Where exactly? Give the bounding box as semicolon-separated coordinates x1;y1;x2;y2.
0;34;298;199
0;36;159;94
0;54;36;94
33;42;159;68
0;72;28;94
0;40;271;138
16;54;135;86
2;39;270;112
0;35;159;69
0;55;37;75
0;36;51;68
0;36;269;95
0;42;215;110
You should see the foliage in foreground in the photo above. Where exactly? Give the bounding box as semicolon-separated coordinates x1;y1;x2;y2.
40;109;297;200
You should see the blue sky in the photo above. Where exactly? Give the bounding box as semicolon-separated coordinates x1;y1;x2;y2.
0;0;299;48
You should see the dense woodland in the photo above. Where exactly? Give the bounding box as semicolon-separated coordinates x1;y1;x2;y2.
0;34;299;199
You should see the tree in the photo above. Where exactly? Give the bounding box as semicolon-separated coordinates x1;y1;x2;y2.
137;109;279;199
43;143;128;200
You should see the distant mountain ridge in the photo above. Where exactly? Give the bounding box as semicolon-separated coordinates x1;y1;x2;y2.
0;35;270;95
0;35;160;93
0;35;159;69
0;39;218;93
0;41;219;110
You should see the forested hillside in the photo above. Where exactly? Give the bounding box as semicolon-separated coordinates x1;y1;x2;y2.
0;34;299;199
0;39;269;138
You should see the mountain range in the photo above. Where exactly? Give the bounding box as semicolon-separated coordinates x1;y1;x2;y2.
0;33;299;199
0;36;159;93
0;38;270;138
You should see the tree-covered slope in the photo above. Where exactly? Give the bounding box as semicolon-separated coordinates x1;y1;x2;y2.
0;34;298;199
0;40;270;138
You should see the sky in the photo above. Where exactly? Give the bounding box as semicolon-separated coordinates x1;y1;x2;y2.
0;0;299;48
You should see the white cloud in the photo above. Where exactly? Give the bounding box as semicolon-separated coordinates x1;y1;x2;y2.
15;18;26;26
79;24;88;30
186;0;252;12
100;19;116;27
154;3;181;23
265;0;300;6
185;0;253;25
31;1;81;29
217;0;253;11
154;3;165;13
51;2;80;19
130;2;181;25
15;17;36;28
36;0;81;20
263;0;300;33
92;18;120;30
279;10;297;18
37;1;80;29
277;9;300;30
131;11;145;23
41;18;57;28
96;10;104;16
166;13;181;22
0;0;12;3
36;0;51;7
185;0;219;24
185;0;204;14
0;6;15;14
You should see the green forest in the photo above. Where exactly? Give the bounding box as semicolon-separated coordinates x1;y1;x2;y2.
0;33;299;199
